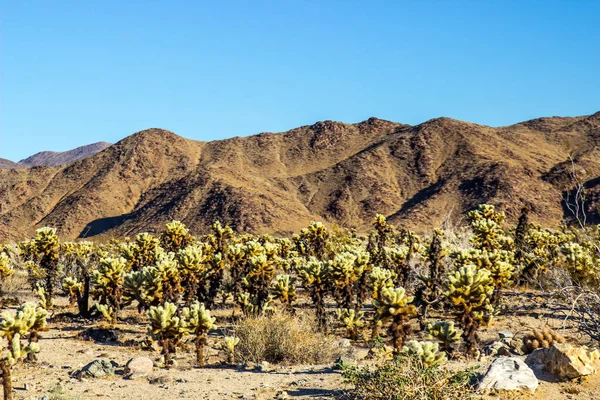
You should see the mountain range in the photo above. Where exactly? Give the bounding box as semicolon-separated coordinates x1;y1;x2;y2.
0;142;112;169
1;112;599;241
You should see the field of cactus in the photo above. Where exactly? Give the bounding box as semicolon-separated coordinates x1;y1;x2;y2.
1;204;600;399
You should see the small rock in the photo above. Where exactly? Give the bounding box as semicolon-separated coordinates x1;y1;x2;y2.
24;383;31;390
499;331;514;340
478;357;538;392
333;355;354;370
257;361;270;372
526;343;600;380
243;361;256;371
77;358;117;379
290;379;307;386
78;328;119;343
148;375;172;385
275;391;289;400
124;357;153;380
338;339;351;347
38;396;49;400
484;341;512;357
176;378;188;383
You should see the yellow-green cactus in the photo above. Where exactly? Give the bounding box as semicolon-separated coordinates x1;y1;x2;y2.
372;287;417;351
181;301;216;366
328;252;361;309
444;265;494;355
336;308;365;340
426;321;460;354
223;336;240;364
270;274;297;309
147;302;187;367
0;303;47;399
160;220;194;253
401;340;447;367
368;267;397;300
92;257;127;325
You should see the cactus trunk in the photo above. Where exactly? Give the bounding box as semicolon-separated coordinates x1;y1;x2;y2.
1;362;12;400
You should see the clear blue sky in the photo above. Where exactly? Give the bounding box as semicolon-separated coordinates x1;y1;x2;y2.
2;1;599;161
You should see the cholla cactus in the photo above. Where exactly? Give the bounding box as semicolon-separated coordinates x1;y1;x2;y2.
62;276;83;306
147;302;187;367
401;340;447;367
521;328;565;354
427;321;460;354
176;244;206;304
121;233;162;271
385;246;410;285
26;228;61;306
160;220;194;253
0;303;47;400
0;253;14;300
270;275;297;310
298;221;330;258
181;301;216;366
328;252;361;309
242;254;275;315
297;257;329;328
559;242;599;286
467;204;512;251
444;265;494;355
92;257;127;325
372;287;417;352
223;336;240;364
336;308;365;340
34;285;53;310
450;249;515;305
368;267;397;301
61;241;96;317
123;265;162;311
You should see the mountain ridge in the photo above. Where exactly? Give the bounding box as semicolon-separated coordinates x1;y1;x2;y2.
0;142;112;169
0;113;599;241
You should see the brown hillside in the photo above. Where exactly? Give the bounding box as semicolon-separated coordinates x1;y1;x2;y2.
1;114;599;241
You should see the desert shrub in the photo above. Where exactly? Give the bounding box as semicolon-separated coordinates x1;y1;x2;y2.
341;355;476;400
235;311;341;364
400;340;447;367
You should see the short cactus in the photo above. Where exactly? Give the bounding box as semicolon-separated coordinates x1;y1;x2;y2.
147;302;187;367
522;328;565;354
223;336;240;364
270;275;297;309
426;321;460;354
336;308;365;340
401;340;447;367
92;257;127;325
0;303;47;400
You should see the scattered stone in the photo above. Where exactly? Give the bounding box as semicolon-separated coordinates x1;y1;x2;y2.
38;396;49;400
338;339;351;347
148;375;172;385
243;361;257;371
124;357;153;380
499;331;514;340
290;379;307;386
478;357;538;393
526;343;600;380
24;383;31;390
275;391;289;400
484;341;512;357
78;328;119;343
176;378;188;383
77;358;117;379
257;361;270;372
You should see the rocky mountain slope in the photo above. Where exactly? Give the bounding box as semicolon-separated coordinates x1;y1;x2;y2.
0;158;17;169
1;113;599;241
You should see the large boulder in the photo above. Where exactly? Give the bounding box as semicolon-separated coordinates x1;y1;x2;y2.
526;342;600;380
124;357;153;379
478;357;538;392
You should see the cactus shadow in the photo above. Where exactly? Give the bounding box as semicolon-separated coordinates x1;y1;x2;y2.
285;388;340;397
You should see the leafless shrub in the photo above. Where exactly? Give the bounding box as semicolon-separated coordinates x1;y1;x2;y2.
235;311;342;364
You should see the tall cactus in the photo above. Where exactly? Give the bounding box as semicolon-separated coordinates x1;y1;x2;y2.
181;301;216;366
0;253;14;303
92;257;127;325
372;287;417;352
271;274;297;310
444;265;494;355
297;257;329;328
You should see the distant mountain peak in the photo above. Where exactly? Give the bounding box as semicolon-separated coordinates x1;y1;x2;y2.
15;142;112;168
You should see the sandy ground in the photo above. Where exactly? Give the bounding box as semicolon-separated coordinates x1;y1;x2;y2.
5;288;600;399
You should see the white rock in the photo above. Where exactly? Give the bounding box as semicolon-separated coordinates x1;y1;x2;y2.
526;343;600;380
478;357;538;392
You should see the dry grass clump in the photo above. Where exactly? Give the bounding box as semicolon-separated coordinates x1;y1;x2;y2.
235;311;341;364
340;355;476;400
522;327;565;354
